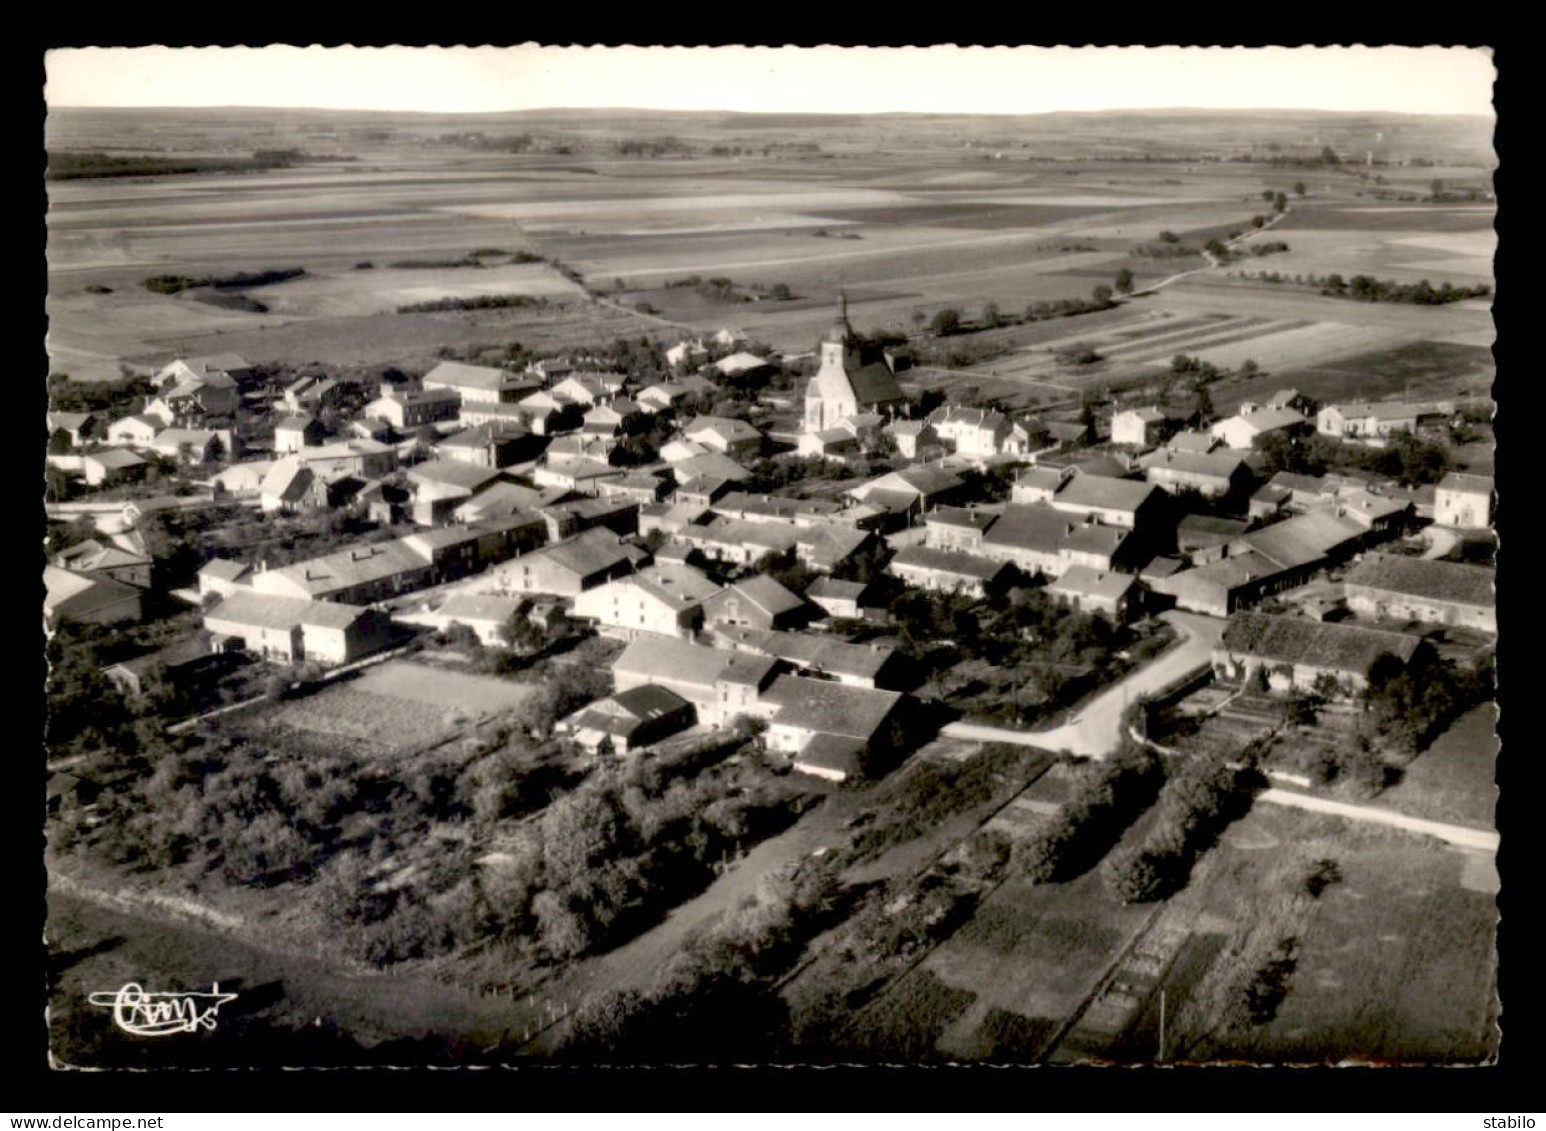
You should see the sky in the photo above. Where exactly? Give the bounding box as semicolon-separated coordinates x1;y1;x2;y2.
44;45;1495;117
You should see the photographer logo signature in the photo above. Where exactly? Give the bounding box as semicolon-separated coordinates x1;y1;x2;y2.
87;982;238;1036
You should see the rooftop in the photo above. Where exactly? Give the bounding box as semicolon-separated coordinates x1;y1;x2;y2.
1438;472;1494;497
762;674;903;740
206;590;368;632
1220;610;1422;672
1344;552;1495;608
1049;565;1138;602
891;544;1008;581
614;635;778;689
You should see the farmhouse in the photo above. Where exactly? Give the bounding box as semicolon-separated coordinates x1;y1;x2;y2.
43;566;144;630
682;415;764;457
105;633;235;700
1212;611;1425;699
154;354;256;389
1044;474;1167;531
537;496;639;541
666;339;709;371
981;503;1086;577
204;590;393;666
846;465;967;517
80;449;148;487
712;627;904;690
297;439;398;483
399;592;525;647
450;480;548;524
760;675;908;782
612;636;779;728
146;370;240;426
1047;565;1139;621
107;414;162;448
1317;400;1452;441
1434;472;1495;530
886;420;944;461
712;351;777;380
434;421;543;469
365;386;461;429
669;451;753;486
1209;406;1308;450
712;491;853;528
572;563;722;640
149;428;223;464
927;405;1031;458
700;575;810;631
1336;489;1411;536
803;294;906;434
47;411;96;447
1166;430;1220;455
198;557;254;599
924;506;999;554
806;577;877;622
259;458;318;515
421;360;531;405
274;415;325;453
559;684;698;754
1343;553;1496;634
1139;449;1251;498
281;376;349;415
889;544;1010;598
495;527;643;597
53;539;153;589
1111;406;1171;448
251;538;434;604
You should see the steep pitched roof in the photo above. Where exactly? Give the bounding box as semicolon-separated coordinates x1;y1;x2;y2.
614;635;777;689
891;544;1007;582
1054;474;1161;512
1049;565;1138;603
1244;511;1363;571
761;674;902;740
1438;472;1494;497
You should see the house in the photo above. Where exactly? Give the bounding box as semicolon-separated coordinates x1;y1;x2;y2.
806;577;876;622
456;401;536;431
274;415;326;453
105;633;235;700
669;451;753;486
208;460;275;496
889;544;1011;598
406;460;506;506
797;427;863;461
154;353;256;389
981;503;1085;577
803;294;906;433
198;558;254;599
107;414;162;448
1212;611;1426;699
1178;515;1252;564
583;399;644;437
701;574;810;631
281;375;349;415
1139;449;1251;498
1048;566;1139;621
793;525;874;573
1335;489;1411;536
52;539;153;589
259;458;318;515
760;675;908;782
612;636;779;728
493;527;643;598
1150;510;1367;616
510;392;581;436
682;416;764;457
572;563;722;640
712;351;777;380
549;374;614;408
537;496;639;541
924;506;999;554
637;382;700;415
1167;430;1220;455
846;465;967;517
533;457;623;497
559;685;698;754
364;386;462;429
639;502;713;540
712;492;850;528
204;590;393;665
434;421;544;469
676;477;734;508
47;411;96;447
666;339;710;371
421;360;531;404
927;406;1031;458
887;420;944;461
80;449;147;487
1011;466;1072;505
1343;553;1496;634
148;428;222;464
715;628;905;690
251;538;436;604
1434;473;1494;530
1209;406;1309;450
397;592;525;647
43;566;143;629
297;439;398;483
597;473;673;506
1044;474;1167;531
146;370;240;426
712;328;748;349
1317;400;1452;441
1111;406;1171;448
1057;523;1136;574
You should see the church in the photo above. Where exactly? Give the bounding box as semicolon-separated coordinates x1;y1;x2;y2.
803;294;907;435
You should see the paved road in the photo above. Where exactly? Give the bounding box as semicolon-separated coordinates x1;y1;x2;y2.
1256;787;1499;851
942;611;1225;758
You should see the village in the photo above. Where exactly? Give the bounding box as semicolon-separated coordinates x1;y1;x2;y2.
39;81;1501;1070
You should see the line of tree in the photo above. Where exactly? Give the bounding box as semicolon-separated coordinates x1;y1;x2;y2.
1015;748;1166;883
396;294;549;314
143;267;305;295
1309;273;1490;305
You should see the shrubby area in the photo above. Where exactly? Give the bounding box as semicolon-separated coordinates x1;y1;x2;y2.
1015;748;1166;883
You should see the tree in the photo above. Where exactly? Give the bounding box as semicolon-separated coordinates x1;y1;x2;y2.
1114;268;1135;295
1293;181;1307;197
930;308;961;336
1261;189;1275;203
48;428;72;454
1091;284;1114;306
1273;192;1289;214
1159;230;1179;244
1251;215;1267;230
1193;384;1214;421
1239;358;1260;378
1320;146;1341;166
981;301;1002;328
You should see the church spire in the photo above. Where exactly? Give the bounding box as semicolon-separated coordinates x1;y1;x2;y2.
823;287;853;345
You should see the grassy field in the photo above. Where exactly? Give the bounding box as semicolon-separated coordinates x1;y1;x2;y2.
1376;705;1499;830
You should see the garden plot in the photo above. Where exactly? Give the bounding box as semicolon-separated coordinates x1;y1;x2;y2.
351;660;538;716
